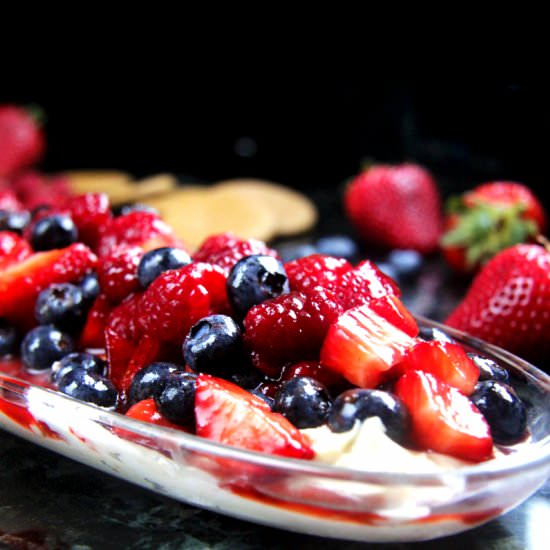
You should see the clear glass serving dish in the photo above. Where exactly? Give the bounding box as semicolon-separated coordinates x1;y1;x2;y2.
1;317;549;543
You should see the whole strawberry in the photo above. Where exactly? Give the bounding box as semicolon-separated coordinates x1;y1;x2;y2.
0;105;45;177
440;182;547;273
344;163;443;254
445;243;550;364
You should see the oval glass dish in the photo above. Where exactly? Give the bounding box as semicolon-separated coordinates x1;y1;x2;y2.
1;317;550;543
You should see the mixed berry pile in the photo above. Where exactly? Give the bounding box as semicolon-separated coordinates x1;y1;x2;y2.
0;191;529;464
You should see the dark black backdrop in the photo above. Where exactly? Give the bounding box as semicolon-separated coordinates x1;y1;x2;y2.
2;78;549;206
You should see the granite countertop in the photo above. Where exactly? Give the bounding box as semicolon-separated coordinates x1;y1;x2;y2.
1;189;549;549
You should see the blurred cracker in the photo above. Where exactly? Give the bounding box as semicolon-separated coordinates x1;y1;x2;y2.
213;178;317;236
143;186;277;248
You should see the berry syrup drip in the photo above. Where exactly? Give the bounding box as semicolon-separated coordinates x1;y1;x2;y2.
225;483;503;526
0;357;61;439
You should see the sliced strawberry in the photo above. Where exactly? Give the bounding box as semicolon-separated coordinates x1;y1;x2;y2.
0;231;32;269
79;293;113;349
125;398;184;430
395;340;479;395
195;374;314;459
320;303;415;388
0;243;97;327
369;293;418;338
395;370;493;462
105;293;143;391
336;259;401;309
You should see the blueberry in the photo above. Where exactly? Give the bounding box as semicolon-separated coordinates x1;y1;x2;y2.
327;388;409;444
137;247;192;289
127;362;180;405
35;283;86;332
118;203;159;216
316;235;359;261
51;352;107;385
387;249;423;277
0;209;30;233
226;254;290;316
375;262;399;283
155;372;198;427
58;368;118;409
229;368;265;390
467;353;510;384
0;318;17;356
79;273;101;305
470;380;527;444
20;325;74;372
183;314;242;375
418;326;456;345
273;377;332;429
30;214;78;251
277;242;317;263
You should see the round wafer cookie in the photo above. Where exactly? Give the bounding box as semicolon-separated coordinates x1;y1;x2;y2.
143;186;278;249
213;178;317;236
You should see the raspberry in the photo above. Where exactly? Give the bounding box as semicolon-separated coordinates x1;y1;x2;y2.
280;360;348;390
0;189;23;211
285;254;352;294
96;211;182;257
193;232;279;275
63;192;112;248
97;245;144;303
243;287;343;377
0;231;32;268
138;262;227;343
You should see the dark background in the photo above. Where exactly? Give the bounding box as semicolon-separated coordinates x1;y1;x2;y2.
2;78;549;207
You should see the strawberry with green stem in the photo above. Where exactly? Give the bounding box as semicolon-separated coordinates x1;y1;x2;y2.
440;182;547;273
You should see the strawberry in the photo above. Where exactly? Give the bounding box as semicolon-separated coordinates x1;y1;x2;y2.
195;374;314;459
320;302;416;388
394;370;493;462
79;293;113;349
445;243;550;364
125;398;184;430
395;339;479;395
343;163;443;254
0;243;97;328
440;182;547;273
0;105;45;177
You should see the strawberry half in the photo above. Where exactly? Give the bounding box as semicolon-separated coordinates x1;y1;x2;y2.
320;302;416;388
195;374;314;459
0;243;97;327
395;370;493;462
395;339;479;395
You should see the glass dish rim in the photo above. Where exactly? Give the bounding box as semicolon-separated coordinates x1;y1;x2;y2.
1;315;550;487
